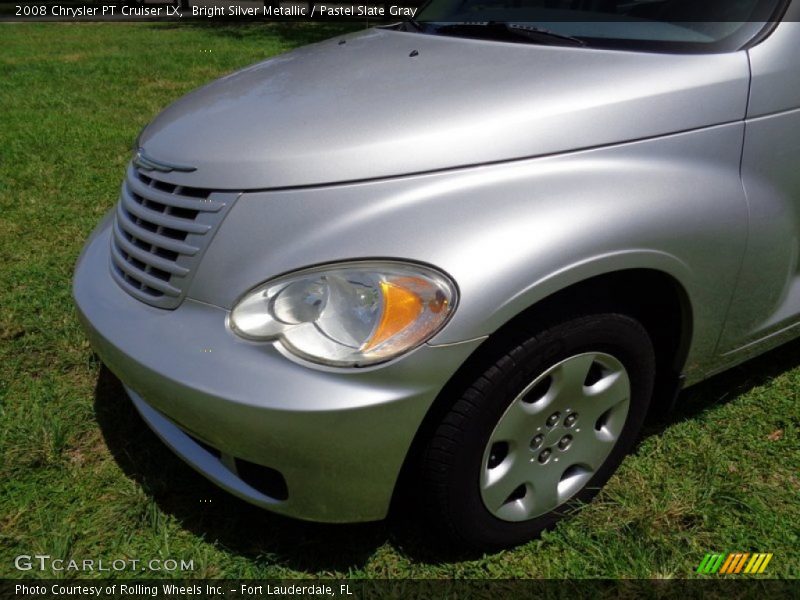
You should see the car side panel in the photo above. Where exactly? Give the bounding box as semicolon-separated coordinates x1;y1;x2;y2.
716;18;800;361
188;124;749;384
746;19;800;118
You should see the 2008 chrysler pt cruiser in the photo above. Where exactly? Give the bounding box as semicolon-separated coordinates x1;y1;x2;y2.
74;0;800;548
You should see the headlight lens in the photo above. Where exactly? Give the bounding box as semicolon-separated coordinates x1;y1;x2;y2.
230;262;457;366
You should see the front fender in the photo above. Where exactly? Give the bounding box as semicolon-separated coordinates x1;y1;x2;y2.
188;123;748;382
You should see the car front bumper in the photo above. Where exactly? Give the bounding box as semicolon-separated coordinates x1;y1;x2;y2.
73;217;483;522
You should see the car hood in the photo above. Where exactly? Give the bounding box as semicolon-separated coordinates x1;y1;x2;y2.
139;28;749;190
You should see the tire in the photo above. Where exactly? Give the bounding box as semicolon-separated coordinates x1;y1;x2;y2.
419;312;656;550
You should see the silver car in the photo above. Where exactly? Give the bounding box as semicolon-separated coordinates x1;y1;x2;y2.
74;0;799;548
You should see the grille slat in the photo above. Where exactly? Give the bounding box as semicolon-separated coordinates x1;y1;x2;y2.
112;220;190;277
121;185;212;236
110;164;235;309
110;242;182;297
115;203;200;256
126;165;225;212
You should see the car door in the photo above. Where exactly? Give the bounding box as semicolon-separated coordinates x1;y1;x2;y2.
717;10;800;361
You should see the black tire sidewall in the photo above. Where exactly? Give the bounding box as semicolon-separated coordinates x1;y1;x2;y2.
438;313;655;549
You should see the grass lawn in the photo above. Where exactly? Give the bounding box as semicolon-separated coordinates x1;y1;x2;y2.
0;23;798;580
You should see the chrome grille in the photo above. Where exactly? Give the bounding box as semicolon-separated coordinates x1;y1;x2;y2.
110;164;237;309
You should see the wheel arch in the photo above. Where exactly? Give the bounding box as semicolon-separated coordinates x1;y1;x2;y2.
391;267;693;513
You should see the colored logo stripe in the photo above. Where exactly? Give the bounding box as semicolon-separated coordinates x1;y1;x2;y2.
719;553;736;574
698;553;773;574
745;553;773;574
696;554;726;574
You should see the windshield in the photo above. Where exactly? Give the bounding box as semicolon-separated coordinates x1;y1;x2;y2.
412;0;788;53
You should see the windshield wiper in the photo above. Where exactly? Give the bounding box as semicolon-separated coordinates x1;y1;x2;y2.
433;22;586;47
405;16;424;32
505;23;587;46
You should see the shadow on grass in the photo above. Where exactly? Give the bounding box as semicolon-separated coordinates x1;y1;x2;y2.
646;335;800;433
93;367;393;574
94;337;800;568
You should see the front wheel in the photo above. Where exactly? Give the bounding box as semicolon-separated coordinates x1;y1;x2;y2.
420;312;656;549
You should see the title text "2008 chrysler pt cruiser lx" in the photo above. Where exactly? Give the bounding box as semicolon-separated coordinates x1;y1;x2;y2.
74;0;800;548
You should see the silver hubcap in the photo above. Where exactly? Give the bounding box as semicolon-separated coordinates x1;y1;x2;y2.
480;352;631;522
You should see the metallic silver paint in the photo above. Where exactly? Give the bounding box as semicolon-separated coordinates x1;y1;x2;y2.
188;123;748;382
74;224;482;521
480;352;630;522
73;13;800;522
137;29;749;189
714;14;800;370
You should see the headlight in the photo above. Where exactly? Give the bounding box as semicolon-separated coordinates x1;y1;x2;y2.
230;261;457;367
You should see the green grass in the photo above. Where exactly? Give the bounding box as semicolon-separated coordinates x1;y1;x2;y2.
0;23;798;580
